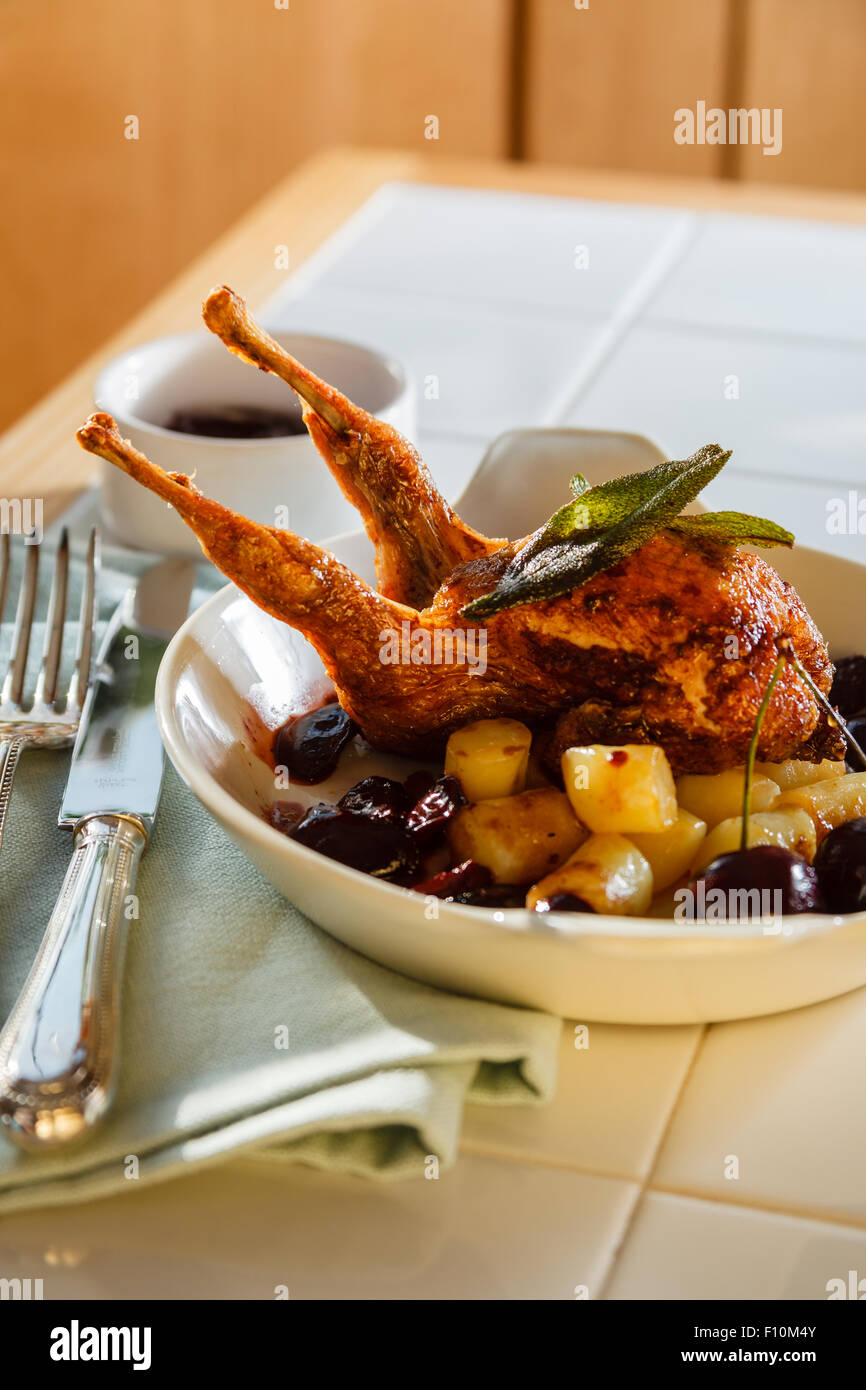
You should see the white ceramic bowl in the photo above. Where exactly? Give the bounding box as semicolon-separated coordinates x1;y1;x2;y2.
95;329;414;554
155;428;866;1023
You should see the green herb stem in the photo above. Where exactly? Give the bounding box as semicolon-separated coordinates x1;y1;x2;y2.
775;637;866;770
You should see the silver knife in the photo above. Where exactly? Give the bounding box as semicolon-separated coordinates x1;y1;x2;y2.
0;557;195;1149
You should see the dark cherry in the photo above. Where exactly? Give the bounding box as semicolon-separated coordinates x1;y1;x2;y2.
413;860;492;898
533;892;596;914
338;776;410;825
830;655;866;718
844;717;866;773
268;800;305;834
403;769;436;804
814;818;866;914
406;774;467;846
687;845;823;920
273;702;357;785
290;803;419;881
450;884;529;909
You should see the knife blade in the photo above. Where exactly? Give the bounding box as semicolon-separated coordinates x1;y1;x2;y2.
0;557;195;1149
59;556;195;828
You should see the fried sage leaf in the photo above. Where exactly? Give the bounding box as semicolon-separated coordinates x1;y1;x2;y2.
462;444;733;618
669;512;794;548
552;452;727;540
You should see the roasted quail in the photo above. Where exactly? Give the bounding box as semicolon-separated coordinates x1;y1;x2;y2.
76;288;842;775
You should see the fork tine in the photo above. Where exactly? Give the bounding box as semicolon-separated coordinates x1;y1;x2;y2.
0;532;10;625
67;526;99;712
1;541;40;707
33;528;70;708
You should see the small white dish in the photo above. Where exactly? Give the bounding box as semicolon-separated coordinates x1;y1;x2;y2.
155;428;866;1024
95;329;414;553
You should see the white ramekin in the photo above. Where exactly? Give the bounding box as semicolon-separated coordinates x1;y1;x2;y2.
94;328;415;554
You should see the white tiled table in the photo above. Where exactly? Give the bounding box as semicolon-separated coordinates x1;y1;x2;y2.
3;180;866;1300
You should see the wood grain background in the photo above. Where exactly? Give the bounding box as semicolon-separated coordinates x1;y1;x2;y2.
2;0;863;431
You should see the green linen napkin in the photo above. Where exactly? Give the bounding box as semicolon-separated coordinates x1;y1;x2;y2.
0;515;559;1212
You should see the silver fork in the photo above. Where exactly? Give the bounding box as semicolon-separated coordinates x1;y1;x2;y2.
0;527;99;856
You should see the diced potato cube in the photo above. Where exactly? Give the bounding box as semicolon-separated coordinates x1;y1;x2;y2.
561;744;677;834
776;772;866;844
445;718;532;802
526;833;654;916
755;758;847;791
689;808;817;875
448;788;586;885
628;809;708;890
675;769;780;827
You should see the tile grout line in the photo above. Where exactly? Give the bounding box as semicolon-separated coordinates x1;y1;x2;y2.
635;311;866;358
459;1122;866;1235
266;205;699;433
538;214;701;427
266;262;866;360
456;1137;641;1187
596;1023;710;1300
267;273;617;335
642;1179;866;1235
257;182;706;344
258;183;866;425
594;1183;647;1300
280;273;623;329
456;1134;646;1300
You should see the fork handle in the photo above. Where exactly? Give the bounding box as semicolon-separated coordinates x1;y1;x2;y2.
0;739;24;857
0;813;147;1149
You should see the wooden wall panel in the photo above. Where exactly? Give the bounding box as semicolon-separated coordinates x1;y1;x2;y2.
0;0;511;431
734;0;866;190
4;0;865;436
522;0;734;176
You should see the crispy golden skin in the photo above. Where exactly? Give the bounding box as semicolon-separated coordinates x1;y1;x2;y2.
75;287;842;775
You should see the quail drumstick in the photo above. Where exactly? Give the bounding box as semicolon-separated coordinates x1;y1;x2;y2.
201;285;495;609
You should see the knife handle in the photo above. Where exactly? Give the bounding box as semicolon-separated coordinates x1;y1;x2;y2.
0;813;147;1149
